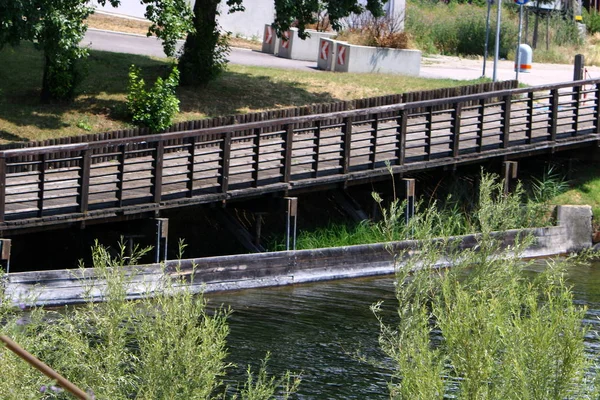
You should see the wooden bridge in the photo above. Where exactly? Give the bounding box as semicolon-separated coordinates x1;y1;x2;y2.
1;79;599;235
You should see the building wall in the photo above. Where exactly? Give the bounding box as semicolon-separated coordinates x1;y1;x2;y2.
90;0;275;40
89;0;405;41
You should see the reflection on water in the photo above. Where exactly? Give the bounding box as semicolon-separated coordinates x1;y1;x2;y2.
206;261;600;399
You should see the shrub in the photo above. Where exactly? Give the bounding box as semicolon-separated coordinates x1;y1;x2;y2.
337;13;412;49
127;65;180;133
374;179;598;399
583;8;600;35
0;241;299;399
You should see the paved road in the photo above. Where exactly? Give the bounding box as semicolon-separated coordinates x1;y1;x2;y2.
83;29;317;71
83;29;600;85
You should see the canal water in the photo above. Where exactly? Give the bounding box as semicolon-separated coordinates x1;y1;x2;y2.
207;261;600;399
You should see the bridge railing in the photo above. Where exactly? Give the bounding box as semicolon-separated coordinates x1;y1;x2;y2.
0;79;598;225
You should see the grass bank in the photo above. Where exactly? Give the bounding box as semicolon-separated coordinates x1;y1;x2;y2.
0;42;482;143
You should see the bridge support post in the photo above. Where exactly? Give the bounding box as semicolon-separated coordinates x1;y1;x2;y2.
503;161;518;195
155;218;169;263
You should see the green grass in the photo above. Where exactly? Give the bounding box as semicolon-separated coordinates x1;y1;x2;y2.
0;42;483;143
550;162;600;222
269;171;555;251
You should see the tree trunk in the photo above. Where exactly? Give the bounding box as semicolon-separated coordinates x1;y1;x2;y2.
40;55;52;103
179;0;224;86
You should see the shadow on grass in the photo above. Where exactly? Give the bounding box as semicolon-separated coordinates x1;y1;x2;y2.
0;130;29;142
0;44;337;138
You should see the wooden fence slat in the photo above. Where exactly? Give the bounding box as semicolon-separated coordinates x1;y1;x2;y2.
0;156;6;222
282;125;294;183
502;95;512;148
79;149;91;213
550;89;559;141
152;141;164;203
219;133;232;193
452;102;462;158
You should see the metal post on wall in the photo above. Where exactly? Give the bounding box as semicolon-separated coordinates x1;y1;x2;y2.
285;197;298;251
403;179;416;237
0;239;11;274
155;218;169;263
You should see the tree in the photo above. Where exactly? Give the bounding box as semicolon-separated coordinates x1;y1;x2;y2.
0;0;192;102
179;0;389;86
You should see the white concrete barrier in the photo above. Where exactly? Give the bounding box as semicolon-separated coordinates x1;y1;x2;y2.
261;24;278;54
277;27;336;62
334;42;421;76
317;38;347;71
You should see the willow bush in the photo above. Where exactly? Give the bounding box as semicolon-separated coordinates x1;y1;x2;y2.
374;181;598;399
0;242;299;400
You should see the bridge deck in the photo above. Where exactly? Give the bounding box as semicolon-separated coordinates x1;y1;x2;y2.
1;79;599;233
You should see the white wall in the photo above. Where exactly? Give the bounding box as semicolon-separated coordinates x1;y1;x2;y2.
90;0;405;40
90;0;275;39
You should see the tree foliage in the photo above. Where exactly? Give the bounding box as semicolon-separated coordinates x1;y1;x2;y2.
0;0;192;102
179;0;389;86
0;0;120;102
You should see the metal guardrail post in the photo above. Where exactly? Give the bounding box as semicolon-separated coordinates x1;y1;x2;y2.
0;335;90;399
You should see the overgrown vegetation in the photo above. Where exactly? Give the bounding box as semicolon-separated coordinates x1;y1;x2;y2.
404;0;581;60
0;242;299;399
271;170;563;250
375;181;598;399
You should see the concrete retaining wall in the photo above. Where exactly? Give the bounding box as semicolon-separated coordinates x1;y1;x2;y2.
276;28;336;62
4;206;592;307
334;42;421;76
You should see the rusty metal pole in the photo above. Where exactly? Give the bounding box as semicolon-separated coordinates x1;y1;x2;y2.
0;335;90;400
